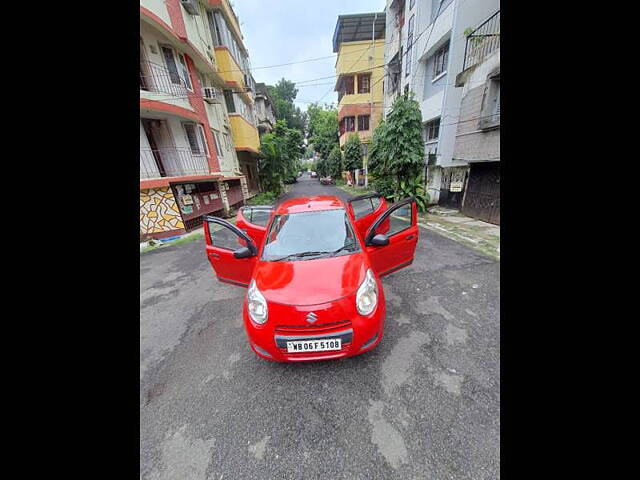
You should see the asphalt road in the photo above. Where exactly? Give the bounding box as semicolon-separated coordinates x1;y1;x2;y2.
140;176;500;479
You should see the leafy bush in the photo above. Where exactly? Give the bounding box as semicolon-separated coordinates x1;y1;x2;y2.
247;191;278;206
370;176;395;199
392;176;430;211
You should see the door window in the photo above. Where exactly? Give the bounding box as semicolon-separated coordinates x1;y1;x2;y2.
351;198;376;219
246;208;272;227
388;203;413;236
208;221;243;250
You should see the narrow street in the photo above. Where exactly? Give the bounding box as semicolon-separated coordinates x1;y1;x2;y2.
140;176;500;480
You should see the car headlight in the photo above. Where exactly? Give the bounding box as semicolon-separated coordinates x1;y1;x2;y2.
247;279;268;324
356;269;378;316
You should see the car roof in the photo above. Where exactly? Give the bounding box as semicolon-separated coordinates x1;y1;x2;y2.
274;196;345;215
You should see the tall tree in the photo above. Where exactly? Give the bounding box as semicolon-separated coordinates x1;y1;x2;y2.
343;134;362;176
368;93;424;183
267;79;307;131
327;145;343;179
368;93;428;208
258;120;304;195
307;103;339;161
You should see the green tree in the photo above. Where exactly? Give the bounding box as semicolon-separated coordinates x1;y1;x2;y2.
268;79;307;131
258;133;286;196
343;134;362;176
270;78;298;103
316;157;328;177
368;93;427;207
307;103;339;161
258;120;305;195
327;145;343;179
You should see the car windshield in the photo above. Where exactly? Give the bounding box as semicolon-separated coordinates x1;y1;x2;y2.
261;209;360;261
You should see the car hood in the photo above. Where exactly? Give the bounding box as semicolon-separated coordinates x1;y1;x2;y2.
254;252;368;306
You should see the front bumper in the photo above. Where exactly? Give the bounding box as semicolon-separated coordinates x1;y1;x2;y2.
243;291;386;362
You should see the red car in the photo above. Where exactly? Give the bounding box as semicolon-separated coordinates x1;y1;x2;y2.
203;194;418;362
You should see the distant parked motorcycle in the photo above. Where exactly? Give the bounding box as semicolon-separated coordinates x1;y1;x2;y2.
320;176;335;185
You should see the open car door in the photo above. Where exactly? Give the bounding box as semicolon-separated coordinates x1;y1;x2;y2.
235;205;273;248
347;193;388;241
203;216;259;287
363;198;418;277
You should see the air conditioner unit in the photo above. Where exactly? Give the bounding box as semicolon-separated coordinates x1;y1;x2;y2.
180;0;200;15
202;87;220;103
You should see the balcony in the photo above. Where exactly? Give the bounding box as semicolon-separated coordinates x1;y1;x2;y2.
462;11;500;72
140;60;189;98
140;147;210;180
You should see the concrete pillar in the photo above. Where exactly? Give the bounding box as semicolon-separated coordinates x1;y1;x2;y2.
240;175;250;200
217;180;231;217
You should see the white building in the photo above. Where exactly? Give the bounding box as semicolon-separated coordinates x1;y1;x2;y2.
383;0;500;208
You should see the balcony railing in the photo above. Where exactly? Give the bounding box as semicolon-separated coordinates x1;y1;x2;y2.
140;60;189;98
462;11;500;71
140;147;210;180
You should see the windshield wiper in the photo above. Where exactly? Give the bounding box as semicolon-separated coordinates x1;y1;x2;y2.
329;243;356;257
271;251;331;262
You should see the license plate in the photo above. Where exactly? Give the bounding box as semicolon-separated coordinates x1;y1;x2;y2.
286;338;342;353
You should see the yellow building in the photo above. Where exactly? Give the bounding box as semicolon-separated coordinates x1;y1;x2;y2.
210;0;261;195
333;12;386;169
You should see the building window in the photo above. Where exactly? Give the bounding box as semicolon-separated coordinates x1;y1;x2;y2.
212;130;223;157
406;15;415;77
224;127;232;150
178;54;192;90
207;10;223;46
223;90;236;113
160;45;182;86
479;71;500;129
339;75;355;101
358;74;371;94
344;116;355;132
388;52;401;93
425;118;440;142
358;115;370;131
345;76;354;94
433;42;449;78
183;123;209;156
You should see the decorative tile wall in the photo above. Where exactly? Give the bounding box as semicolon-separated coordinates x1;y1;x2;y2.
140;187;185;234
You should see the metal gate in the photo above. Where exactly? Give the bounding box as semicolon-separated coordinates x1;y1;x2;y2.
438;168;468;210
462;162;500;225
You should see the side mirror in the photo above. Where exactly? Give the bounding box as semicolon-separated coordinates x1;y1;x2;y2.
369;233;389;247
233;246;255;259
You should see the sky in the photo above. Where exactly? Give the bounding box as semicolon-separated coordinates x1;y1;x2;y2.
231;0;387;111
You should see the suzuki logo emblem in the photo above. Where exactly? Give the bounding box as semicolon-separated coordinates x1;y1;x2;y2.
306;312;318;324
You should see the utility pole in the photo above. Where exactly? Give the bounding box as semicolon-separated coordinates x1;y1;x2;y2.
365;13;377;189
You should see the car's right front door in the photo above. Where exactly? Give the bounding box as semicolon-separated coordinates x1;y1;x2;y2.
203;216;259;287
364;198;418;277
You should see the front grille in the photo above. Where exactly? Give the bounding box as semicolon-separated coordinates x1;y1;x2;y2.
275;320;351;335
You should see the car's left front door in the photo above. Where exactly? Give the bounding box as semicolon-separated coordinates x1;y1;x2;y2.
236;206;273;248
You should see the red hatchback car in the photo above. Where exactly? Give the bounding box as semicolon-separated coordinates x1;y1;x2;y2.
203;194;418;362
